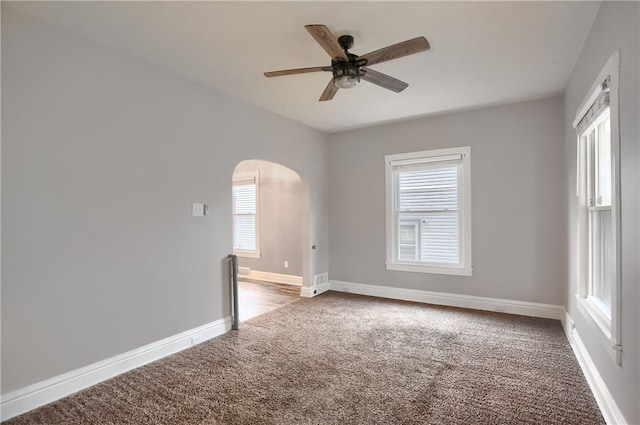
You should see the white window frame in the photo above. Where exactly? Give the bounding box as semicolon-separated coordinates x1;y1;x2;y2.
573;51;621;364
232;170;261;259
385;146;472;276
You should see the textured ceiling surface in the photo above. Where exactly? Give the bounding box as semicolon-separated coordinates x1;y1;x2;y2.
8;1;601;133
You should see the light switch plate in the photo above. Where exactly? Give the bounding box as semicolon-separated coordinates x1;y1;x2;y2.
192;203;206;217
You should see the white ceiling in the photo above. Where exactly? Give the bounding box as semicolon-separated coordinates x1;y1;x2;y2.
9;1;601;133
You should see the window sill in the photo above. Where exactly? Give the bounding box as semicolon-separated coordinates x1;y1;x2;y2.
234;251;261;259
386;262;472;276
575;295;621;365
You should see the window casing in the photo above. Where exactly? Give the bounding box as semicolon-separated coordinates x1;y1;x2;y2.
385;147;472;276
573;51;621;364
232;171;260;258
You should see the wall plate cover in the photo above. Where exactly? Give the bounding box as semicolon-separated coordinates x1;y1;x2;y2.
192;203;207;217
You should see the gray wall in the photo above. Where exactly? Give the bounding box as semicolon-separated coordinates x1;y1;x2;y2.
1;6;329;394
328;96;566;305
563;2;639;422
234;160;303;276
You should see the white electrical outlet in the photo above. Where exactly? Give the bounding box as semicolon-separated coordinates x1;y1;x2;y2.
284;261;289;268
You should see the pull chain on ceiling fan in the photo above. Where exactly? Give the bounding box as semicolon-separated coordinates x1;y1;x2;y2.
264;24;430;101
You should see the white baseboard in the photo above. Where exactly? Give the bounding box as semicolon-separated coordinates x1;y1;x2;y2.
1;317;232;422
562;315;627;425
300;281;330;298
562;310;576;342
329;280;564;320
248;270;302;286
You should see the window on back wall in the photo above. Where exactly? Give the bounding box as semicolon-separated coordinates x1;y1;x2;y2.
232;171;260;258
385;146;472;276
574;51;621;364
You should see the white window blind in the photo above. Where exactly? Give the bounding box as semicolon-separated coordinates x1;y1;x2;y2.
233;183;256;250
232;171;260;257
575;78;610;196
396;161;460;265
385;147;471;276
576;79;610;135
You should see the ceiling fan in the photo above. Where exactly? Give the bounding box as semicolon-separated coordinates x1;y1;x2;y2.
264;25;431;101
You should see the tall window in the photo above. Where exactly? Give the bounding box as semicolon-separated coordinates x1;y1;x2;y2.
233;171;260;258
385;147;472;276
574;51;621;364
584;107;612;315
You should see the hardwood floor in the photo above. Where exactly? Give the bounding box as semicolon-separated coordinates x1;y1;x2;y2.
237;279;301;322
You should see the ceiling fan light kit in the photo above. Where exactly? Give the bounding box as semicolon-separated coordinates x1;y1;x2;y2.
264;24;430;101
332;61;360;89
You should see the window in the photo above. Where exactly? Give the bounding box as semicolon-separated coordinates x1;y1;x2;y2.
232;171;260;258
573;51;621;363
385;147;472;276
585;109;613;315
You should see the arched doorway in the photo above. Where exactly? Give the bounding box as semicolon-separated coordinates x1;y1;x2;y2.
232;160;304;321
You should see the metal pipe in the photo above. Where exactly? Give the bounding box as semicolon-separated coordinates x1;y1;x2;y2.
227;254;239;330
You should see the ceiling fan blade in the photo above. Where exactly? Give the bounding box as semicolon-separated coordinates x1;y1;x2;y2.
358;36;430;67
264;66;332;77
319;79;339;101
361;68;409;93
305;24;348;61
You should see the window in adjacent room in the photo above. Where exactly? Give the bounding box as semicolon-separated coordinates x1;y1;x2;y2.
232;171;260;258
574;51;621;364
385;146;471;276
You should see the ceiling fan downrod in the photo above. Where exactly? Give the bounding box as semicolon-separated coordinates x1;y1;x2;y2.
332;35;360;89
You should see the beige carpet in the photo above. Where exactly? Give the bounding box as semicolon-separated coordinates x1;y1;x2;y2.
5;292;604;424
